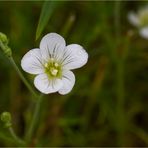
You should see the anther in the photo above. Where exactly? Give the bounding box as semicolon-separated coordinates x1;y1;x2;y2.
54;63;59;67
45;63;48;68
50;68;58;76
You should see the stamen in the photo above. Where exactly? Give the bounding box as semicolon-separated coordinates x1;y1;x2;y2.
50;68;58;76
45;63;48;68
54;63;59;67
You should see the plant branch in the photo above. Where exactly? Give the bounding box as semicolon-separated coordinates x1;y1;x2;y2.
25;94;44;143
8;127;26;146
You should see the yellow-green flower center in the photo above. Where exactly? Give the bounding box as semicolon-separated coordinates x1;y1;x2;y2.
44;58;62;79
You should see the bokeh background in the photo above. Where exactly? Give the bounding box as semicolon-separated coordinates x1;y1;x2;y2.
0;1;148;147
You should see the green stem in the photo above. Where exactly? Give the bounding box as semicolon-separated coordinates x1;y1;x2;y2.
130;125;148;145
8;57;45;144
61;13;75;38
116;60;124;108
9;57;38;98
9;57;44;144
114;0;125;146
114;0;121;44
1;35;44;145
8;127;26;146
25;94;44;142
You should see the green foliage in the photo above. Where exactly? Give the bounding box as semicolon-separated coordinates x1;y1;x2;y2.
0;1;148;147
36;1;58;40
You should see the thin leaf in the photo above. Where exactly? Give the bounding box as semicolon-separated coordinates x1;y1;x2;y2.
36;1;57;40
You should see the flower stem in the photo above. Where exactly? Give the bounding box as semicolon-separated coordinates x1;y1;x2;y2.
114;0;125;146
25;94;44;143
9;56;44;144
9;57;38;98
61;13;75;38
114;0;121;43
8;127;26;146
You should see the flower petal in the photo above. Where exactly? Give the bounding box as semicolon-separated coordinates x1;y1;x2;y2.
128;12;140;27
34;73;63;94
21;48;44;74
139;27;148;39
58;70;75;95
40;33;66;62
61;44;88;70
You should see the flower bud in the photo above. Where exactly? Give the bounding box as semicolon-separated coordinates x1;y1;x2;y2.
0;32;12;57
1;112;12;127
0;32;9;45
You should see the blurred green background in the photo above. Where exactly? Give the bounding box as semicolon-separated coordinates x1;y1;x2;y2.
1;1;148;147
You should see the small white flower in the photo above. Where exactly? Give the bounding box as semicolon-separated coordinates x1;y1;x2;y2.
128;6;148;39
21;33;88;95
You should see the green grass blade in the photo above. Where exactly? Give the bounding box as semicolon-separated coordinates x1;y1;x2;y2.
36;1;57;40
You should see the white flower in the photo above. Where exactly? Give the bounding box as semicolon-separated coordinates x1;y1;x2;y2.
128;6;148;39
21;33;88;95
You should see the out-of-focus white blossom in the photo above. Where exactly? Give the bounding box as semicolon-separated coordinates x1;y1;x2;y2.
128;6;148;39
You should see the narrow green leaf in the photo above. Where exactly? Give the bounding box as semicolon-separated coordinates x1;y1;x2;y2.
36;1;57;40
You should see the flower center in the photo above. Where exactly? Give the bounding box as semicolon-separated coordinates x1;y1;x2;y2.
44;59;62;79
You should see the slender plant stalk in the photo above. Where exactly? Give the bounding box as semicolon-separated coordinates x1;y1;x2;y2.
8;127;26;146
25;94;43;143
130;124;148;145
9;57;38;98
114;0;125;146
1;35;45;146
9;56;44;144
61;13;75;38
114;0;121;43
